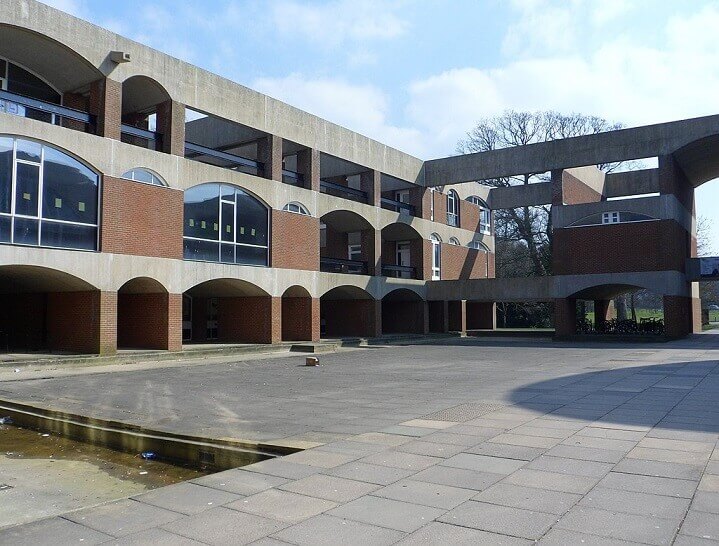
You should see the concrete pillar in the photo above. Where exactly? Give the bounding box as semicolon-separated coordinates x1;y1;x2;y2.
297;148;320;192
664;295;702;339
360;169;381;207
89;78;121;140
258;135;283;182
156;100;186;156
270;297;282;344
467;301;496;330
448;300;467;333
370;299;382;337
594;299;610;331
554;298;576;339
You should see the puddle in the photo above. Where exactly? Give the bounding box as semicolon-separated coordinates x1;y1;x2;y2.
0;423;213;528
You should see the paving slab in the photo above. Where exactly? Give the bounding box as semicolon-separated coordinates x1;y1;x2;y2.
327;495;444;533
526;455;613;478
464;442;546;461
277;474;379;502
473;482;581;515
227;489;336;524
395;440;466;458
579;486;690;519
359;451;441;471
691;491;719;514
322;461;416;485
397;521;532;545
270;514;404;546
64;499;183;538
440;453;527;474
679;510;719;541
598;471;698;498
0;517;112;545
538;528;647;545
612;458;705;480
105;527;206;545
439;500;558;540
373;479;476;509
410;465;505;491
503;468;599;494
132;482;242;515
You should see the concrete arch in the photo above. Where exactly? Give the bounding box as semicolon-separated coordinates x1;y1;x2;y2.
381;222;422;241
320;285;375;300
117;276;173;351
376;282;425;300
320;209;374;233
185;278;271;298
382;288;425;302
0;264;98;293
118;276;169;294
673;134;719;187
185;181;272;210
282;285;311;298
0;23;103;92
381;287;427;335
0;133;102;174
121;74;172;115
281;285;317;342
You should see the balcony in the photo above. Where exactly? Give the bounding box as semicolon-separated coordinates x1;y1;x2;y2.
381;264;417;279
0;89;94;133
381;197;416;216
121;124;162;151
282;169;304;187
320;257;368;275
184;141;264;176
447;212;459;227
320;179;368;204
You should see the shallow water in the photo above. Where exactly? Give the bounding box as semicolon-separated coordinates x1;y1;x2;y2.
0;423;212;528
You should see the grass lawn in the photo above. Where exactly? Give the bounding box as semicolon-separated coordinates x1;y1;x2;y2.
584;309;664;324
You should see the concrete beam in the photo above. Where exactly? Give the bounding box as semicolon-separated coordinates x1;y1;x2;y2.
423;114;719;186
426;276;555;302
604;169;660;198
488;183;552;209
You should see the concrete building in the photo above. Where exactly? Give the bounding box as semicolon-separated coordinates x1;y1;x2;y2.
0;1;713;353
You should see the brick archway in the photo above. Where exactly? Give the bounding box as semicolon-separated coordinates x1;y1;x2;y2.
117;277;179;351
281;286;318;342
382;288;428;335
320;286;379;338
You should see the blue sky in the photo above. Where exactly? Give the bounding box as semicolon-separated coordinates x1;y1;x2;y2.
46;0;719;252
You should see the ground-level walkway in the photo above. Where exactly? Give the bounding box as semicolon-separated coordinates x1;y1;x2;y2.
0;336;718;544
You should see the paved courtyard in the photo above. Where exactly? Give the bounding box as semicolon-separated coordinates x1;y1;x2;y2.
0;335;718;544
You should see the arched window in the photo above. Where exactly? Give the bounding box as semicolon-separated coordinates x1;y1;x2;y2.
468;196;491;234
469;240;489;251
449;237;460;246
0;136;99;250
183;183;269;266
122;168;167;187
430;233;442;280
282;202;310;215
447;190;459;227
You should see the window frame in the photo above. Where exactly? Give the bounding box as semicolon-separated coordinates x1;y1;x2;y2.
121;168;168;187
447;190;459;227
468;196;491;235
430;233;441;280
282;202;310;215
602;211;620;224
0;135;101;252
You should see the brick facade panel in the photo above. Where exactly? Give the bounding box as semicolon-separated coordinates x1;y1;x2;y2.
440;244;492;280
101;176;184;259
271;210;320;271
117;292;171;350
553;220;689;275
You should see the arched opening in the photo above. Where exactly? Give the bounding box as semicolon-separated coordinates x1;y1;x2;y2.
447;190;460;226
0;265;106;354
381;222;423;279
320;286;377;338
320;210;375;275
121;168;167;187
0;25;102;133
117;277;174;350
0;135;100;251
183;279;277;344
558;284;667;339
183;183;269;267
120;75;172;150
430;233;442;280
281;286;316;342
382;288;427;335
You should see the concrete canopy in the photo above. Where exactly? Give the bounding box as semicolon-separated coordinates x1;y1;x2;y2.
185;278;270;298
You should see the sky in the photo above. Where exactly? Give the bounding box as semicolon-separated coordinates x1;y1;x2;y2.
44;0;719;253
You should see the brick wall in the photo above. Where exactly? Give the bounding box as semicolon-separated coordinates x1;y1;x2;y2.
467;302;496;330
664;295;702;339
117;292;175;350
459;200;481;232
271;210;320;271
321;226;348;259
89;78;121;140
382;299;426;334
553;298;576;338
321;299;380;337
553;220;690;275
558;171;602;205
281;297;319;341
448;300;466;332
428;301;447;333
101;176;184;259
47;291;116;354
441;244;492;280
217;296;280;344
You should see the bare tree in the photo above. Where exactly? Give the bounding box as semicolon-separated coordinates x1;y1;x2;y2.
457;110;624;278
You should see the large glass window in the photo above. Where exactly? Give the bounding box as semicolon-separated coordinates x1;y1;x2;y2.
447;190;459;227
430;233;441;280
0;136;99;251
184;183;269;266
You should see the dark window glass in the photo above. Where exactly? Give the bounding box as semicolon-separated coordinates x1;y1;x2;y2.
16;139;41;163
42;146;99;223
13;217;38;245
0;215;10;242
0;137;12;213
7;63;60;103
236;191;268;246
15;162;39;216
0;60;6;76
221;202;234;242
184;184;219;240
183;238;218;262
236;245;268;266
40;221;96;250
221;243;235;263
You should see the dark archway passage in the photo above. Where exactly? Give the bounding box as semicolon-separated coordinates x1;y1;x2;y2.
382;289;427;335
117;277;178;350
281;286;317;342
320;286;378;338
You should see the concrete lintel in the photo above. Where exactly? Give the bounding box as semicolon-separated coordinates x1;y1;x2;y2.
488;183;552;209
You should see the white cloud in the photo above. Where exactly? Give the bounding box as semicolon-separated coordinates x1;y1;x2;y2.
270;0;410;46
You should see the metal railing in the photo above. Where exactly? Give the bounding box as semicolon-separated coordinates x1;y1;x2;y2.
381;197;416;216
320;257;368;275
381;264;417;279
121;124;162;151
0;89;94;130
185;141;264;176
282;169;304;187
447;212;459;227
320;179;368;203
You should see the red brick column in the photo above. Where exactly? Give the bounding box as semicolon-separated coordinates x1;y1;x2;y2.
360;170;381;207
46;290;117;355
594;299;610;330
168;294;183;351
281;296;320;342
156;100;186;156
258;135;283;182
89;78;121;140
664;295;701;339
554;298;576;339
297;148;320;191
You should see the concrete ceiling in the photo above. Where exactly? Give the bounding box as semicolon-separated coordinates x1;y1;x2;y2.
321;210;373;233
0;265;97;293
186;278;270;297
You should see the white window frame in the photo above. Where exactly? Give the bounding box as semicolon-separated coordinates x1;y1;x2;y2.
447;190;459;227
282;202;310;215
602;211;620;224
429;187;435;221
121;168;167;187
449;237;460;246
430;233;441;280
469;196;491;235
